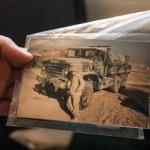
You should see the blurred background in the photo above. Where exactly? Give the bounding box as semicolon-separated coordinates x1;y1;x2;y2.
85;0;150;20
0;0;150;149
0;0;150;46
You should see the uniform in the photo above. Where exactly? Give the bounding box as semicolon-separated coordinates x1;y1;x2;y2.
67;68;85;119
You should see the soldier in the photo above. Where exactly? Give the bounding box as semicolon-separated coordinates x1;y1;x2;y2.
66;66;85;120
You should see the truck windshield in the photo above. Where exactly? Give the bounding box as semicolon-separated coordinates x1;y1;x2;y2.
65;49;97;58
85;50;96;58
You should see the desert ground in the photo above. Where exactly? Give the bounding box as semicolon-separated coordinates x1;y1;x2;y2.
16;62;150;128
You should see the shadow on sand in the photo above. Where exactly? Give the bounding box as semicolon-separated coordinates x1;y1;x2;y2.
104;87;149;117
34;83;149;118
119;88;149;117
33;83;74;118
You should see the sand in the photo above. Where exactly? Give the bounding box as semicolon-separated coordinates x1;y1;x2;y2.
16;64;150;128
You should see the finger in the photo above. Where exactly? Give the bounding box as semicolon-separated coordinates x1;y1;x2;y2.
0;100;10;116
4;68;21;100
0;59;12;99
7;68;21;86
0;36;33;66
3;85;14;100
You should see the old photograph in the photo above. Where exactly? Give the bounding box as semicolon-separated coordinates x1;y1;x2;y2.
14;39;150;129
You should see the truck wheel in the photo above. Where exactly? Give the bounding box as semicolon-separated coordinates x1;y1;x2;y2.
80;81;93;109
111;76;121;93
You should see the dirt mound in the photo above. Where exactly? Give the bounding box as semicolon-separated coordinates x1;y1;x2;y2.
17;63;149;128
78;90;148;128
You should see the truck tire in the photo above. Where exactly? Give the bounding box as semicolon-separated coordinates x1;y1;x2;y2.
111;76;122;93
80;81;93;109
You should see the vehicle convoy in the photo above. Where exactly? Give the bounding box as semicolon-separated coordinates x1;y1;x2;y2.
35;46;131;109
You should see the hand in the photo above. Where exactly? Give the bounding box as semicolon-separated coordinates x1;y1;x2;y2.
0;36;33;115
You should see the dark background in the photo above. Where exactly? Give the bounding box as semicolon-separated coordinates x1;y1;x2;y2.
0;0;150;149
0;0;86;46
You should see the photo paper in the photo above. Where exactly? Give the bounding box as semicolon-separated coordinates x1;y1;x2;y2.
8;38;150;139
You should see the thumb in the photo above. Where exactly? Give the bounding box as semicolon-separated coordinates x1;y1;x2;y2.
0;36;33;66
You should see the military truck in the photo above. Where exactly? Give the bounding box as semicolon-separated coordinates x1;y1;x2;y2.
35;46;131;109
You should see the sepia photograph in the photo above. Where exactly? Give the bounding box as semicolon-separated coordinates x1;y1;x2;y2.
11;39;150;130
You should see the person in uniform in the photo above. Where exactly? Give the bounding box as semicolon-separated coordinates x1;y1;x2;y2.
66;66;85;120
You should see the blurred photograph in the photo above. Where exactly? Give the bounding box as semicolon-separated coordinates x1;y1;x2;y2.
10;38;150;130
